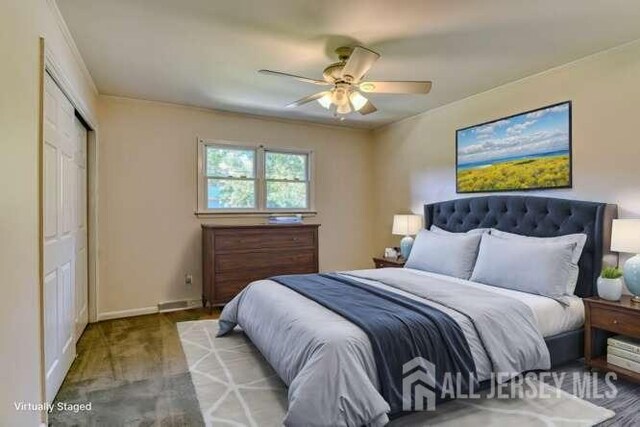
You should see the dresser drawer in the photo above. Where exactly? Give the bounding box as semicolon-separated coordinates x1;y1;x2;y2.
215;263;317;284
215;249;315;273
214;264;318;303
214;278;248;303
214;228;315;252
590;306;640;336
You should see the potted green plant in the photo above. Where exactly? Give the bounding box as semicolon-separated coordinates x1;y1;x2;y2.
597;266;624;301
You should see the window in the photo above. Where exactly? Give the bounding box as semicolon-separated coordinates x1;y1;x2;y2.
206;146;256;209
265;151;308;209
197;139;313;214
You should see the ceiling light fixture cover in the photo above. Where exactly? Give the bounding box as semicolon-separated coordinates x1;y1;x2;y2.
336;103;351;114
333;86;348;106
317;89;366;114
349;91;368;111
318;93;332;109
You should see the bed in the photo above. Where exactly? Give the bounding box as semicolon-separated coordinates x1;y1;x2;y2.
217;195;618;426
425;196;617;366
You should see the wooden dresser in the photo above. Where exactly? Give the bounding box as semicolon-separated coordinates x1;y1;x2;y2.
201;224;320;310
372;256;406;269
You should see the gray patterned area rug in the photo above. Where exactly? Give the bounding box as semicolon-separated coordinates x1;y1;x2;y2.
177;320;614;427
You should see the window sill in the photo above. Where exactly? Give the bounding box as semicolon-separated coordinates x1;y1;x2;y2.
195;210;318;219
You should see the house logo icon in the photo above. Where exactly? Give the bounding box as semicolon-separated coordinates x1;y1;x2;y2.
402;357;436;411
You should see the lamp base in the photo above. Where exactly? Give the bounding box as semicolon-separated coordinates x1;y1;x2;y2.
400;235;414;259
623;254;640;303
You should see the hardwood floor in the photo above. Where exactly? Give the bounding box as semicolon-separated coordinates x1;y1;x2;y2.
49;308;220;426
50;307;639;426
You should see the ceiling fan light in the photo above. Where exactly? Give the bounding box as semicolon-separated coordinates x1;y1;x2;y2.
332;86;349;106
349;91;368;111
317;93;332;109
336;103;351;114
359;82;375;92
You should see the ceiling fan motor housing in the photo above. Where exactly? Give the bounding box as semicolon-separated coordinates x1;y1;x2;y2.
322;46;357;83
323;62;347;83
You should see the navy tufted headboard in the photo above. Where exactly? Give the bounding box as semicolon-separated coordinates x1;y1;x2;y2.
424;195;618;298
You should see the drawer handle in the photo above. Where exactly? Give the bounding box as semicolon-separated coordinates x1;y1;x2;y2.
612;319;619;325
292;237;299;241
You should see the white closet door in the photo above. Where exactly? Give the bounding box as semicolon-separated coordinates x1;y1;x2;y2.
74;118;88;340
43;73;78;402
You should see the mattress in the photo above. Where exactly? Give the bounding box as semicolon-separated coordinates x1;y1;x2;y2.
400;268;585;337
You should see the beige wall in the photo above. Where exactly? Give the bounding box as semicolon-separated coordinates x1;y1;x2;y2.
373;39;640;250
0;1;41;423
97;96;374;316
0;0;98;424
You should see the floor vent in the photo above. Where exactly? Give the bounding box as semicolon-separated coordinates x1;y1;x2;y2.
158;299;199;312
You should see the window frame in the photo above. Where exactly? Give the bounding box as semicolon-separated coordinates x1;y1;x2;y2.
196;138;315;215
264;148;311;211
201;141;258;212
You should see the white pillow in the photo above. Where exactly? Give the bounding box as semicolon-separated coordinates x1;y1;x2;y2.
565;263;580;295
470;234;575;299
405;230;482;280
430;225;490;235
489;229;587;264
489;229;586;295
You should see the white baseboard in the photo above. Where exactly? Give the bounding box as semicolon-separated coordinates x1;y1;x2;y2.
96;299;202;321
97;306;158;321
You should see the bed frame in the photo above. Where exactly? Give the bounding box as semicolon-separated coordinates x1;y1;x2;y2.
424;195;618;367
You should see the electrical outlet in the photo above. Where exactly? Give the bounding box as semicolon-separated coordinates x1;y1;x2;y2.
185;274;192;285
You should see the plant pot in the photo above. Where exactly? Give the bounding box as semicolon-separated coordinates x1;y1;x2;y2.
597;277;623;301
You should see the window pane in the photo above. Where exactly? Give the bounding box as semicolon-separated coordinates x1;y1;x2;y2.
206;146;255;178
266;152;307;181
207;179;255;209
266;181;308;209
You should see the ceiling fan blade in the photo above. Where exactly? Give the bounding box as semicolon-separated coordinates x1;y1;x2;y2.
359;81;432;94
258;70;329;86
359;100;377;115
341;46;380;83
285;91;329;108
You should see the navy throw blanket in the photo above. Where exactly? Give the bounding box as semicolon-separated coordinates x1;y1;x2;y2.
270;273;477;415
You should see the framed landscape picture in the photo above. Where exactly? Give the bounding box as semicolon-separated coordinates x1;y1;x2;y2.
456;101;572;193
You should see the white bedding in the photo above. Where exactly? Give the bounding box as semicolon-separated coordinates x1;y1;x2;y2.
402;267;585;337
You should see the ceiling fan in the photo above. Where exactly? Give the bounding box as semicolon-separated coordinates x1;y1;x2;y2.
259;46;432;117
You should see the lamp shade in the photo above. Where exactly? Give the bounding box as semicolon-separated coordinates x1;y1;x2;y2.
611;219;640;253
392;214;422;236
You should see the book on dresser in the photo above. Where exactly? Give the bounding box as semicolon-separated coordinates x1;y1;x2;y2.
607;335;640;374
608;335;640;354
607;353;640;374
608;345;640;364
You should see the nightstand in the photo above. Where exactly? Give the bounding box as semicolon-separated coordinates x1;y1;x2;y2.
584;296;640;383
372;256;406;269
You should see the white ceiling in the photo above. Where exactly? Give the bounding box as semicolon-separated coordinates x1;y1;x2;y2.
57;0;640;129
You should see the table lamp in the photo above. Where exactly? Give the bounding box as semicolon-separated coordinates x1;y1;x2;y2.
611;219;640;303
392;214;423;259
